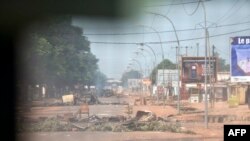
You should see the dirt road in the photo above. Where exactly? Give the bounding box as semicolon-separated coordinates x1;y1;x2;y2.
16;96;250;141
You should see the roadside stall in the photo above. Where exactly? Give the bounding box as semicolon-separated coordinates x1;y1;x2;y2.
228;83;248;107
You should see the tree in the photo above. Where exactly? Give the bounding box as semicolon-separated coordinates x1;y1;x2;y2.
214;52;230;72
150;59;176;85
94;71;107;89
17;16;100;98
121;70;142;87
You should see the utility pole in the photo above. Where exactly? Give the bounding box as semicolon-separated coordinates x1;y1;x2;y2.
201;0;208;129
173;46;191;57
207;32;213;109
171;46;179;87
212;45;215;57
171;46;178;60
196;43;199;57
211;45;216;108
185;46;188;56
171;46;179;105
184;46;192;56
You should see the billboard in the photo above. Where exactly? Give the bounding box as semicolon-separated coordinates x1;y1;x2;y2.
231;36;250;82
157;69;178;86
182;57;217;83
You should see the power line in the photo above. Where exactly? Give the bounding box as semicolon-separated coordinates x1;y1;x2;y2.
215;21;250;28
182;0;200;16
143;0;211;7
214;0;239;24
216;0;247;24
164;0;174;16
150;15;156;27
215;46;229;56
84;21;250;35
90;28;250;44
229;0;250;23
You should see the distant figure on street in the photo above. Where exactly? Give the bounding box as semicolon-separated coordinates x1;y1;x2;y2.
247;86;250;109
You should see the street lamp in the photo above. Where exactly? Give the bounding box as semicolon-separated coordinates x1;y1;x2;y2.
148;11;181;114
137;25;165;86
137;45;157;97
138;46;155;62
138;44;157;68
130;58;144;97
134;51;148;77
137;44;157;82
138;47;155;73
130;58;143;77
137;25;164;61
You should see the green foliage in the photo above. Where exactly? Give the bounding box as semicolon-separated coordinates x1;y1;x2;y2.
150;59;176;84
112;125;131;132
18;118;72;132
18;119;195;134
35;118;62;132
214;52;230;72
90;123;113;131
18;16;101;89
95;71;107;89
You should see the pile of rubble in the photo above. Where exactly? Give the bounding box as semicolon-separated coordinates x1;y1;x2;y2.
17;110;195;134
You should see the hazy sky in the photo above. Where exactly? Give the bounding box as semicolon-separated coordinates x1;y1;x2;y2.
72;0;250;79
